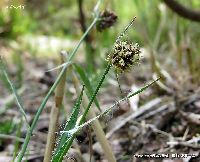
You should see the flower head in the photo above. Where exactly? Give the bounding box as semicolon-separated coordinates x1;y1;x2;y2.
107;41;141;73
96;10;117;32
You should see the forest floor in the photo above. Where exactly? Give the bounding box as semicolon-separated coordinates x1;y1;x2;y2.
0;42;200;162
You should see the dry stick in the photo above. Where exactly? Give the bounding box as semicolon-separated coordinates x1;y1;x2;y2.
163;0;200;22
43;53;67;162
72;71;117;162
0;134;45;148
138;102;174;120
59;18;138;161
15;3;100;161
59;79;160;147
77;0;95;70
106;98;162;138
67;148;86;162
185;41;196;82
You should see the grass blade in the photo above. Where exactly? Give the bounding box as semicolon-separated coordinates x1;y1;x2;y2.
73;64;101;112
63;77;160;133
43;53;68;162
52;85;85;161
0;58;29;127
15;16;99;162
55;78;160;159
12;118;23;161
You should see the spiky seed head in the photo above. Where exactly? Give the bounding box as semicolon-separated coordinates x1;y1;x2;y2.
96;10;117;32
107;41;141;73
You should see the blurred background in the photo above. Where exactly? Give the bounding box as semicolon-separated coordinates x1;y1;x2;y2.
0;0;200;161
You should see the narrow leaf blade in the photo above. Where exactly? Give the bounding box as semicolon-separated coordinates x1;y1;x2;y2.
52;86;85;161
74;64;101;111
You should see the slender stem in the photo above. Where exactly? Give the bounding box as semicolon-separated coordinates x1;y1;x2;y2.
62;77;161;135
72;70;116;162
77;0;96;72
56;77;160;162
57;64;111;160
12;118;22;162
79;64;111;125
43;54;67;162
0;62;29;126
68;17;98;61
115;72;123;97
15;17;99;162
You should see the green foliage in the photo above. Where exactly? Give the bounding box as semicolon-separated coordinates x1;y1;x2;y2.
0;65;11;91
11;52;24;89
73;64;101;112
51;77;159;161
0;9;35;38
0;120;14;146
0;120;13;134
2;0;199;161
15;15;98;162
52;86;85;161
0;59;28;125
12;119;23;161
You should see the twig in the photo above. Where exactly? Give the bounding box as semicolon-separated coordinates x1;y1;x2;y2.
59;78;160;160
131;120;200;149
167;137;200;149
163;0;200;22
106;97;162;138
43;52;67;162
72;70;117;162
77;0;95;69
0;134;45;148
138;102;174;120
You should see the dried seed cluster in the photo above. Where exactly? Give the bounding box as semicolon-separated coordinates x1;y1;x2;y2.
96;10;117;32
107;41;141;73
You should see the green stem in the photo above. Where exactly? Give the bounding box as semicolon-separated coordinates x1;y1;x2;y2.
79;64;111;125
68;17;98;61
54;70;160;162
15;17;99;162
12;118;23;162
55;64;111;161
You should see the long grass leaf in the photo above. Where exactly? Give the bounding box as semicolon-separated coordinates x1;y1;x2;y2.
15;16;99;162
73;64;101;112
0;58;29;127
52;85;85;161
60;77;160;136
55;78;160;161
